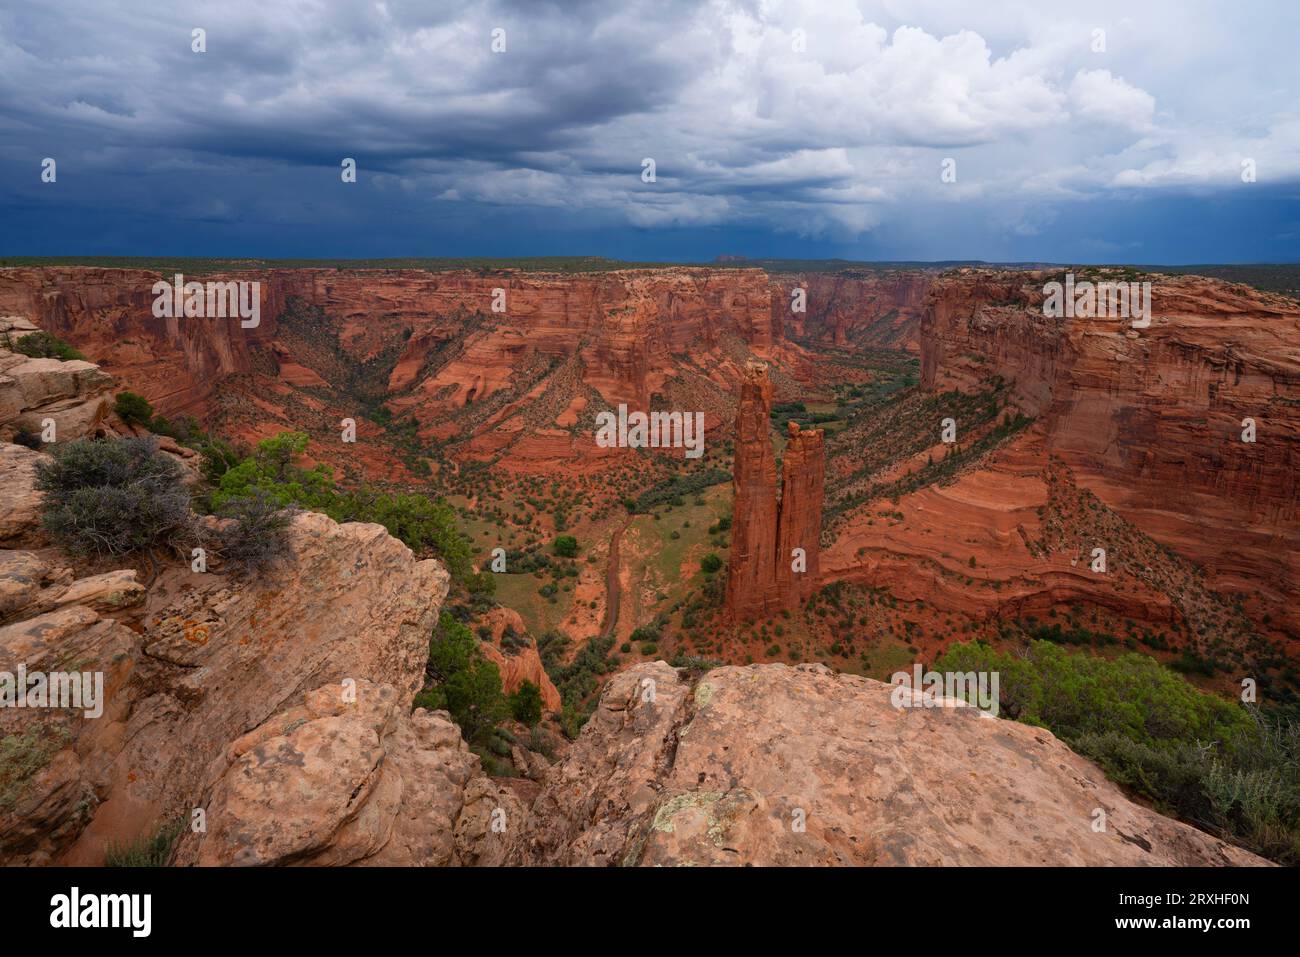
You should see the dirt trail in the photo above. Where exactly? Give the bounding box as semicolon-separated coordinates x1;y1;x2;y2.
601;516;632;639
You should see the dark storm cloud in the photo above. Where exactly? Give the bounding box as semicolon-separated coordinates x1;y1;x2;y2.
1;0;1297;260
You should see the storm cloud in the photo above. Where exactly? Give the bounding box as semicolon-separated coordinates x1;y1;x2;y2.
2;0;1297;261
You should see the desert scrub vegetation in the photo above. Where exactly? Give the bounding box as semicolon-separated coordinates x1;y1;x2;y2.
508;680;544;727
416;612;508;745
36;437;193;557
6;329;85;361
206;431;473;581
213;489;294;576
549;633;618;739
629;468;729;513
934;639;1300;864
113;391;211;449
104;819;183;867
0;725;71;812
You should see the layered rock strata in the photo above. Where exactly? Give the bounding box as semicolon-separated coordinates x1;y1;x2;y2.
919;270;1300;631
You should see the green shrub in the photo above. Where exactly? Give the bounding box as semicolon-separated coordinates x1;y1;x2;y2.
528;726;557;760
552;535;578;558
36;437;191;556
509;681;544;726
632;469;729;513
197;435;246;486
934;639;1298;863
550;634;616;739
114;391;154;426
0;725;71;812
210;431;334;512
211;431;471;579
12;330;84;361
422;613;507;744
700;553;722;574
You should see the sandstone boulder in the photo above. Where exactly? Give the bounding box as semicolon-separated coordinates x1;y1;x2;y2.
0;443;45;546
174;679;522;866
0;351;113;443
0;549;141;624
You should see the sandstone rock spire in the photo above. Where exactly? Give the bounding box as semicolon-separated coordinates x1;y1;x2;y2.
774;419;825;602
725;360;824;621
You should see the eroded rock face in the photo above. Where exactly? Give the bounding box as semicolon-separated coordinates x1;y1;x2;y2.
0;606;139;863
0;444;45;546
477;607;562;713
514;662;688;865
174;679;523;867
774;272;933;350
0;549;142;624
0;266;794;436
515;662;1267;867
726;362;825;621
0;508;452;865
0;332;114;443
919;271;1300;631
0;437;528;868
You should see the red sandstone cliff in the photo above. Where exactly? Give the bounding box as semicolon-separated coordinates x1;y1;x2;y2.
0;266;794;417
726;361;825;621
773;271;932;350
918;269;1300;631
0;266;818;477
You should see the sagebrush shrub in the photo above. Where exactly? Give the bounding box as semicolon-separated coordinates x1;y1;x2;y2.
36;437;192;556
215;490;294;576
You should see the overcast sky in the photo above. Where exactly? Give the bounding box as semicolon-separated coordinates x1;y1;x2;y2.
2;0;1297;263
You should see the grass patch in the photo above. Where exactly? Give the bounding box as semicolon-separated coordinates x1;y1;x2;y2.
105;819;184;867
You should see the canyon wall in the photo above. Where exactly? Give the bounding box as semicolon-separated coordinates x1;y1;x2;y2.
0;266;794;422
726;361;825;621
773;271;932;350
919;270;1300;626
0;266;936;431
0;268;291;415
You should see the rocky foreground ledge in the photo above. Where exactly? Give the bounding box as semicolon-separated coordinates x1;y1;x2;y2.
170;657;1267;867
517;662;1266;866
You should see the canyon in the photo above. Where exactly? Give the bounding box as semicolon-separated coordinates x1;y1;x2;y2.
0;259;1295;866
915;270;1298;636
0;432;1267;866
1;263;1294;651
